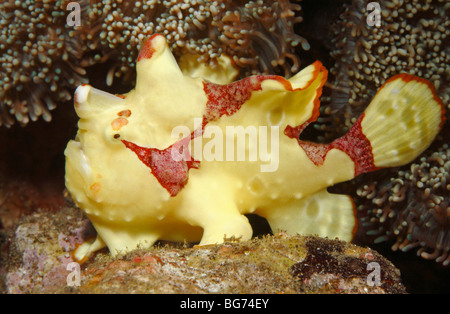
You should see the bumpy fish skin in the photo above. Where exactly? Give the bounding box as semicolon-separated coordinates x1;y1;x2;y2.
65;34;445;262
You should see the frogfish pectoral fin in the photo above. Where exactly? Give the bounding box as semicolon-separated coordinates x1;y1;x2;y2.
72;235;106;264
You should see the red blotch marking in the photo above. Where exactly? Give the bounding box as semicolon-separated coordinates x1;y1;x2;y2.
283;62;376;176
331;114;377;176
203;75;292;123
122;138;199;197
285;71;446;178
124;59;330;196
285;114;376;176
123;75;292;197
137;34;162;61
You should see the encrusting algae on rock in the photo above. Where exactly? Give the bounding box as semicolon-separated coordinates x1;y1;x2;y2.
2;211;406;294
64;34;445;262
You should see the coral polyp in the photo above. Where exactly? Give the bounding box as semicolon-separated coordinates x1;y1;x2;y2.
320;0;450;266
356;142;450;266
88;0;308;81
0;0;307;127
323;0;449;137
0;0;94;127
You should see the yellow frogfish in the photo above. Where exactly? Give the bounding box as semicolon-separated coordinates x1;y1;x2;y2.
65;34;445;262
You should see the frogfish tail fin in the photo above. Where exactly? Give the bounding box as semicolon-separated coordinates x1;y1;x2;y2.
348;74;445;174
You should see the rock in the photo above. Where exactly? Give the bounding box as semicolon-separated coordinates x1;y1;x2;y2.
1;206;94;293
290;236;405;293
1;206;406;294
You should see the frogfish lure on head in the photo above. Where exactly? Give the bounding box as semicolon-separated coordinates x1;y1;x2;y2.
64;34;446;262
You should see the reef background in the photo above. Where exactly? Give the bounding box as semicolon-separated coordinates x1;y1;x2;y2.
294;0;450;293
1;0;449;293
